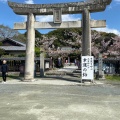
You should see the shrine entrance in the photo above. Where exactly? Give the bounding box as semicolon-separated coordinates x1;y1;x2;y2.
8;0;112;81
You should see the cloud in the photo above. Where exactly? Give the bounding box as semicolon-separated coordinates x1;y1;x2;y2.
93;27;120;36
25;0;34;4
36;15;80;22
0;0;7;3
36;15;53;22
62;15;80;21
0;0;34;4
22;14;80;28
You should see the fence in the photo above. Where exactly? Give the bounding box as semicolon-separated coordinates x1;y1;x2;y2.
0;57;50;72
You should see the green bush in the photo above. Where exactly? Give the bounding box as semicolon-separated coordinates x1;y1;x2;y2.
35;47;40;57
18;53;26;57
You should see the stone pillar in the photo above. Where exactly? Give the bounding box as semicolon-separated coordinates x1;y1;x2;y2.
98;53;105;80
82;8;91;56
68;57;70;63
50;57;53;69
98;53;103;77
40;52;44;77
24;13;35;81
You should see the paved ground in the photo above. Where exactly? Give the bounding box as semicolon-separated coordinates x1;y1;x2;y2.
0;76;120;120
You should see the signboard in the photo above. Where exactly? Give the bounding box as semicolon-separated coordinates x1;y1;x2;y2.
45;62;50;69
81;56;94;80
53;8;62;23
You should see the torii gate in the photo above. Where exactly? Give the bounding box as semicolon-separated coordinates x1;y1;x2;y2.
8;0;112;81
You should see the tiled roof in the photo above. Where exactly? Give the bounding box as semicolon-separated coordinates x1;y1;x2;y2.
0;37;26;47
0;37;26;51
0;46;26;51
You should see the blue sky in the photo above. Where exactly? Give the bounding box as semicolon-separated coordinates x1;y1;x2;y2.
0;0;120;35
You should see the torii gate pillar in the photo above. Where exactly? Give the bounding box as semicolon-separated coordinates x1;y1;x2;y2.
82;8;91;56
24;13;35;80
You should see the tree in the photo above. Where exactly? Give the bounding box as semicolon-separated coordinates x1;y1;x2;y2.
0;24;19;39
13;34;26;43
108;36;120;56
24;30;42;38
35;47;40;57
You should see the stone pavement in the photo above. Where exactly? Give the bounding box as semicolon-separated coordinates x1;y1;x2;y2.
0;76;120;120
1;76;104;86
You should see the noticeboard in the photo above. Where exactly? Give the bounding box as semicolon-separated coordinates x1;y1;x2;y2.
45;62;50;69
81;56;94;80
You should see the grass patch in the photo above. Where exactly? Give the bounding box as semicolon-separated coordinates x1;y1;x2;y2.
105;75;120;81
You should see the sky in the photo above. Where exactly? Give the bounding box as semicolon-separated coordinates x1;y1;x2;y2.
0;0;120;35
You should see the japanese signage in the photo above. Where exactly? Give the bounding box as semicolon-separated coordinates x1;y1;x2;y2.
53;8;62;23
82;56;94;80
